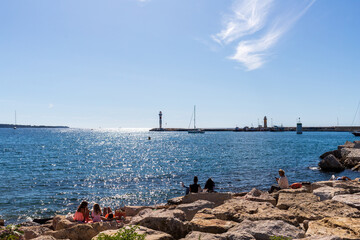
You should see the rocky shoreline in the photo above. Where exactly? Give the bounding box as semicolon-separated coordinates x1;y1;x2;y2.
318;140;360;172
3;179;360;240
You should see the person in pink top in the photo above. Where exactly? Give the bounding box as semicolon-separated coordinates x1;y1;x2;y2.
74;201;89;222
92;203;102;222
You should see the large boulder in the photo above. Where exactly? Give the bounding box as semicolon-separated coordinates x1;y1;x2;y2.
340;147;353;159
125;206;152;217
19;225;51;239
320;150;341;160
332;193;360;209
318;154;345;172
176;200;215;221
52;215;77;230
46;221;119;240
345;148;360;162
202;198;298;226
181;193;232;207
93;226;174;240
32;236;57;240
306;217;360;239
244;188;276;206
312;186;350;201
181;231;255;240
190;212;236;234
130;209;189;239
338;141;355;151
276;193;319;210
288;200;360;223
227;219;305;240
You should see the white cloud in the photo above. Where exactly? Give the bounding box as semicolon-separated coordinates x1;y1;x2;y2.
48;103;54;109
213;0;315;71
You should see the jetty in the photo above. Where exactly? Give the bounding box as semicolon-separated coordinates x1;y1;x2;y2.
150;126;360;132
0;124;69;129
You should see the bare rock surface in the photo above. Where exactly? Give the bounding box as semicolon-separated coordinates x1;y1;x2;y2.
228;219;305;240
244;188;276;206
181;231;255;240
318;154;345;172
130;209;189;239
202;198;298;226
332;193;360;209
181;192;232;207
52;215;77;230
19;225;51;239
176;200;215;221
312;186;350;200
276;192;319;210
306;217;360;239
190;212;236;234
288;200;360;223
32;236;58;240
46;221;118;240
125;206;152;217
93;226;174;240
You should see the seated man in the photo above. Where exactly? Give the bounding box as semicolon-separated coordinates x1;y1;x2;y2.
269;169;289;193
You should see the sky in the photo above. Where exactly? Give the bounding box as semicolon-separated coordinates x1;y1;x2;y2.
0;0;360;128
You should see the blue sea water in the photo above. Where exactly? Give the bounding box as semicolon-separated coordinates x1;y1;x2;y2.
0;128;359;223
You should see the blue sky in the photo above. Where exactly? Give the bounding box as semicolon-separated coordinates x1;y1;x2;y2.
0;0;359;128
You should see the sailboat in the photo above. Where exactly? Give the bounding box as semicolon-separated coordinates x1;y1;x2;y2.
13;111;17;129
188;106;205;134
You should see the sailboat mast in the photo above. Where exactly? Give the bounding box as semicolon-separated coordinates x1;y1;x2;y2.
194;105;196;129
15;111;17;126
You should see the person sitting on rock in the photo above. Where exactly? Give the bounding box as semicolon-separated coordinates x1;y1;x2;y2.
74;201;90;222
337;176;351;181
92;203;102;222
181;182;190;195
189;176;202;193
269;169;289;193
204;178;215;192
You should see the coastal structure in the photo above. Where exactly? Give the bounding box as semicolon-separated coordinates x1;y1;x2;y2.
159;111;163;130
264;116;267;129
297;118;303;134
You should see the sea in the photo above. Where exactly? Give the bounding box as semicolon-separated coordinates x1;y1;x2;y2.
0;128;359;224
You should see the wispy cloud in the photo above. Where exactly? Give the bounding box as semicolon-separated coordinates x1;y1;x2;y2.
213;0;315;71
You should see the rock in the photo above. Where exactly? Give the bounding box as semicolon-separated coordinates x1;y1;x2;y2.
320;150;341;160
125;206;152;217
276;193;319;210
312;186;350;200
19;225;51;239
318;154;345;172
46;221;119;240
344;158;359;168
190;212;236;234
288;200;360;223
32;236;57;240
354;142;360;148
340;147;353;159
332;181;360;193
130;209;189;239
0;219;4;226
352;163;360;171
311;181;334;191
181;231;255;240
176;200;215;221
228;219;305;240
332;193;360;209
52;215;76;230
244;188;276;206
167;196;184;205
203;198;298;226
293;236;342;240
181;192;232;207
93;226;174;240
270;187;309;201
345;148;360;162
306;217;360;239
338;141;355;151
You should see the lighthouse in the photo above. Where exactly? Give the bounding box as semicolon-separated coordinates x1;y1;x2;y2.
159;111;163;129
264;116;268;129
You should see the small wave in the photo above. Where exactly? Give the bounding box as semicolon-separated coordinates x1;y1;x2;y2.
309;166;320;171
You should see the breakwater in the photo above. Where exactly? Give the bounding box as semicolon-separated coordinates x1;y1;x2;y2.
0;124;69;128
150;126;360;132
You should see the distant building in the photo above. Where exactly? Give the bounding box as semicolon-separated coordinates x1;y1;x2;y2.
264;116;267;129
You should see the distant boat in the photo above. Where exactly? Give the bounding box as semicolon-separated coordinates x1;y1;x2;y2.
188;106;205;134
353;132;360;137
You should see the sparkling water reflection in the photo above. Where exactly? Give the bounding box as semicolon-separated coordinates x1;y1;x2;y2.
0;128;359;223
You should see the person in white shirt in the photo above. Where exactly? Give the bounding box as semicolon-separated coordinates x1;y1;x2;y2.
269;169;289;193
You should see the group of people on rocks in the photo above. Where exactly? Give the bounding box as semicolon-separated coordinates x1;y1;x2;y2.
73;201;123;223
182;176;215;195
